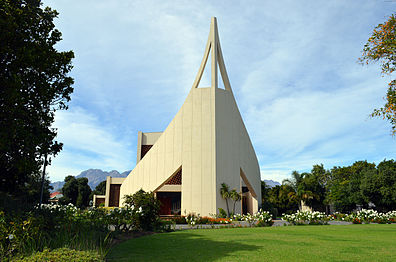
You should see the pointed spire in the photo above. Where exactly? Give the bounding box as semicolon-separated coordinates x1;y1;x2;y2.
192;17;232;91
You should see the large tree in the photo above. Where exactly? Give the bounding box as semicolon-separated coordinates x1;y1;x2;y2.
60;176;92;208
360;14;396;135
0;0;74;196
326;161;376;212
361;159;396;212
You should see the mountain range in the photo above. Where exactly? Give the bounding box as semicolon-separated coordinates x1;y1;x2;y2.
50;169;281;192
50;169;131;192
264;179;281;188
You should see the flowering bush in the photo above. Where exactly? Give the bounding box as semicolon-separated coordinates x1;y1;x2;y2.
123;190;161;231
352;218;362;224
282;209;396;226
185;213;200;227
282;211;330;225
230;210;273;227
254;210;274;227
165;215;231;225
330;212;348;221
345;209;396;224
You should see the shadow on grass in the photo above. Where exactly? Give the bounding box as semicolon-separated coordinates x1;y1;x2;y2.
106;230;259;261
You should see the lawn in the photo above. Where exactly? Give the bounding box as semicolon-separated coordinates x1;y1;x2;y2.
107;224;396;262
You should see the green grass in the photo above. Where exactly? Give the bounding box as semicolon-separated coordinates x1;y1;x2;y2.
107;224;396;262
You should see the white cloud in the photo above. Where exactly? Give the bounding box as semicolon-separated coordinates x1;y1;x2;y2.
47;107;134;181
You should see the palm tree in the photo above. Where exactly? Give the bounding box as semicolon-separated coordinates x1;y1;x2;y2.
283;171;318;210
220;183;231;217
282;171;304;192
230;189;242;215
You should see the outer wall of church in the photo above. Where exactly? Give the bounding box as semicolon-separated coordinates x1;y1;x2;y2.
119;86;261;216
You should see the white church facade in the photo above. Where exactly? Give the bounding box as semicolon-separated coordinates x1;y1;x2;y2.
97;17;262;216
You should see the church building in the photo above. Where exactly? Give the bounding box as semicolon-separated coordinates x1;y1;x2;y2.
96;17;262;216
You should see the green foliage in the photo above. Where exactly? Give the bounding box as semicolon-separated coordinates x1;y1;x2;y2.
361;160;396;211
282;167;326;212
13;247;103;262
271;159;395;213
266;185;298;215
0;173;52;212
359;14;396;134
0;205;112;260
219;183;241;217
230;189;241;216
326;160;394;212
165;216;187;224
0;0;74;196
60;176;92;208
93;181;106;196
261;181;279;218
220;183;231;217
217;208;228;218
123;189;160;231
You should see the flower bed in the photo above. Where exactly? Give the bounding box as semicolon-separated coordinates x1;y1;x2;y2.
345;209;396;224
282;209;396;225
164;209;273;227
282;211;330;225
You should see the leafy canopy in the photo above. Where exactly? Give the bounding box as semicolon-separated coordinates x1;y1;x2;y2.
60;176;91;208
0;0;74;196
360;13;396;134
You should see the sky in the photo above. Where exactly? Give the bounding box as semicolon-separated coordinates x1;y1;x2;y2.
42;0;396;183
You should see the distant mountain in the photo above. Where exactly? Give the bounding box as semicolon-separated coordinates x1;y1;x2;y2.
263;179;281;188
50;169;131;192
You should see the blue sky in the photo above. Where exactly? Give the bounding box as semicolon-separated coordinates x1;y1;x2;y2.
43;0;396;183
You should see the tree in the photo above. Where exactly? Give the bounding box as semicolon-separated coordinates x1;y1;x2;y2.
359;14;396;134
267;185;298;215
361;159;396;211
230;189;241;215
220;183;231;217
326;161;376;212
261;181;278;217
60;176;91;208
93;180;107;195
0;0;74;196
282;171;304;192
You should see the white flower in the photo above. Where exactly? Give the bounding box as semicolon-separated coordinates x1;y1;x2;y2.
8;234;14;240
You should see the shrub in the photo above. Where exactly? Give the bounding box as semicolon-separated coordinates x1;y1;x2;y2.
282;211;329;225
0;204;112;260
185;213;200;227
218;208;228;218
164;216;187;224
13;247;103;262
123;190;161;231
256;219;274;227
254;210;274;227
352;218;362;224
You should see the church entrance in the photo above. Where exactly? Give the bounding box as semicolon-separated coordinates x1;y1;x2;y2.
157;192;181;215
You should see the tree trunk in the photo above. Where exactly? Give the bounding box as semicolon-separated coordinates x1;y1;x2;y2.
225;199;230;217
